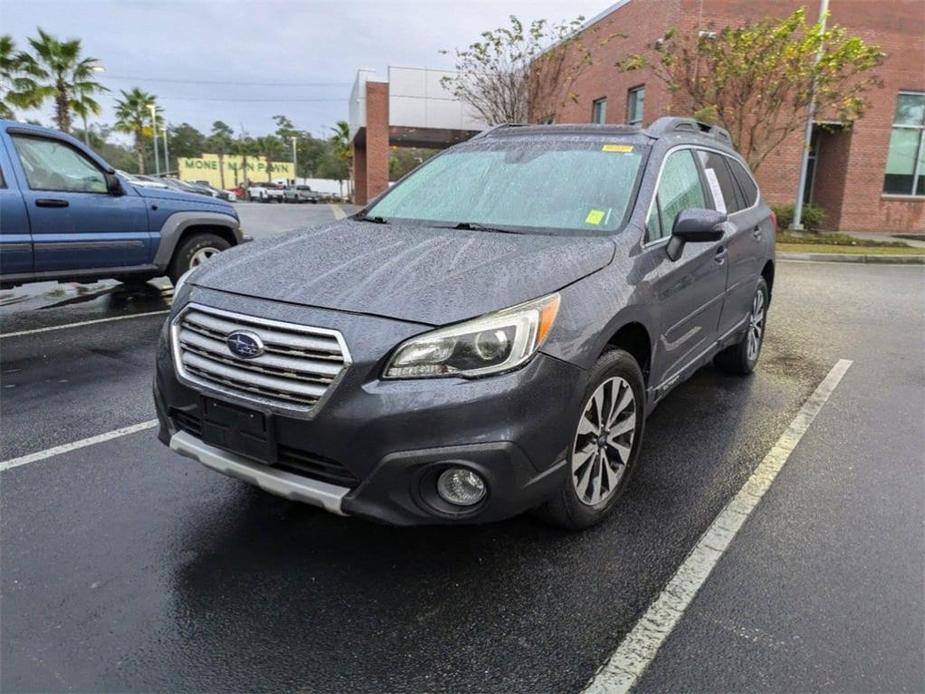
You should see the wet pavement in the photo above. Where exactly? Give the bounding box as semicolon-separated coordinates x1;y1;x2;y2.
1;241;922;691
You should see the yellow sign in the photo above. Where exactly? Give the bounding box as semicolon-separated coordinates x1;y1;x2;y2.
602;144;634;153
585;209;606;225
178;153;294;189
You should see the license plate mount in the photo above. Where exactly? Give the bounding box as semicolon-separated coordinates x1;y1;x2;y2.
200;397;276;463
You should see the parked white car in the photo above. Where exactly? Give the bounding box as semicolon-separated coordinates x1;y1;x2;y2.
247;182;285;203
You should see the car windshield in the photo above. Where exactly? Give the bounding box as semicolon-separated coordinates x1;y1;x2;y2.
366;139;646;234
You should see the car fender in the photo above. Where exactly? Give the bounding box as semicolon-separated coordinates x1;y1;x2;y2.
153;211;241;270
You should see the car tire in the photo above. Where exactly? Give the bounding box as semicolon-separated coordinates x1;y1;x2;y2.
714;277;769;376
167;232;231;286
539;349;646;531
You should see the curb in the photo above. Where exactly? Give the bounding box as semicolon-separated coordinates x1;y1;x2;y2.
777;251;925;265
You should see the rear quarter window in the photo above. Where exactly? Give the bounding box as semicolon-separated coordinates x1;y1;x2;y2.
696;150;745;213
727;158;759;208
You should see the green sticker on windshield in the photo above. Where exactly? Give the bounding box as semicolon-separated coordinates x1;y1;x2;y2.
585;209;606;225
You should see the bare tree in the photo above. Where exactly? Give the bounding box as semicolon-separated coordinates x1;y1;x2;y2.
441;16;618;125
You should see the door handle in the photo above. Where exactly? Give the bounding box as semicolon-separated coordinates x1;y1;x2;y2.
714;246;728;264
35;198;69;208
752;226;762;240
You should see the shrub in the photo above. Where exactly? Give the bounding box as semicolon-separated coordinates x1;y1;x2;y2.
771;203;827;232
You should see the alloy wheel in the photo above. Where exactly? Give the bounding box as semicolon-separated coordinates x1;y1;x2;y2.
746;289;766;362
190;246;220;268
571;376;637;506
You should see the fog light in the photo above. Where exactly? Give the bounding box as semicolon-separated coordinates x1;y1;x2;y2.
436;467;487;506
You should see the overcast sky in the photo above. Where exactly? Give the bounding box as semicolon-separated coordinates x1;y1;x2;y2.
3;0;608;139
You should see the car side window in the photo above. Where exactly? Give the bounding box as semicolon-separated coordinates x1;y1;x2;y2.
696;150;743;213
727;158;759;208
646;149;707;243
11;135;108;194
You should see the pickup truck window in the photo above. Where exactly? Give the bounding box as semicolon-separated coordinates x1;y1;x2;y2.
11;135;108;194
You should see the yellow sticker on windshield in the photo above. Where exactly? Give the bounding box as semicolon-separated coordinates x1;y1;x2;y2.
602;144;634;153
585;209;606;225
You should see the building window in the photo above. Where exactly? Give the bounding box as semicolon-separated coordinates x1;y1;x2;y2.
627;86;645;126
883;91;925;196
591;98;607;124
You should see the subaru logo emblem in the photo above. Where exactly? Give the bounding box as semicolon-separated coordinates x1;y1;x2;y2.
226;330;264;359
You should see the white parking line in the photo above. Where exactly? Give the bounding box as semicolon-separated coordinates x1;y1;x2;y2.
331;204;347;220
0;420;159;473
584;358;853;694
0;310;169;339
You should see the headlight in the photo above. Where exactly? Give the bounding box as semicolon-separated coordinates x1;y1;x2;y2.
384;293;560;379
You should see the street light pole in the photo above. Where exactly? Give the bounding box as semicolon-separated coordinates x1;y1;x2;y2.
149;103;160;177
162;125;170;175
291;136;298;185
791;0;829;230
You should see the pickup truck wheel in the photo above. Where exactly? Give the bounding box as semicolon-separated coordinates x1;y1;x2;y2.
539;349;645;531
714;277;769;376
167;232;230;285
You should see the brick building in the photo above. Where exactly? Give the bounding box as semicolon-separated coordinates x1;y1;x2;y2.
548;0;925;232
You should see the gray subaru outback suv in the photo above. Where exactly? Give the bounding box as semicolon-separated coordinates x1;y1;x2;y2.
154;116;775;529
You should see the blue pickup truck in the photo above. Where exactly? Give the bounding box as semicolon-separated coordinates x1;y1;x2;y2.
0;119;244;289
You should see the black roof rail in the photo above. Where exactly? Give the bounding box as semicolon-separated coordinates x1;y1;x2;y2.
472;123;528;139
646;116;732;145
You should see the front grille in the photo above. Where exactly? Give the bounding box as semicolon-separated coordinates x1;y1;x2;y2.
171;304;350;415
171;409;202;437
277;445;360;487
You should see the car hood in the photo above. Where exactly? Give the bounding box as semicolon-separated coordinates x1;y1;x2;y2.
132;183;228;208
191;220;616;325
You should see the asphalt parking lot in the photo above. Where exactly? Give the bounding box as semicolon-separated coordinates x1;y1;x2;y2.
1;204;922;692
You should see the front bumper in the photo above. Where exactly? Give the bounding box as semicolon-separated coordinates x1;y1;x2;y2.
170;430;349;515
154;293;587;525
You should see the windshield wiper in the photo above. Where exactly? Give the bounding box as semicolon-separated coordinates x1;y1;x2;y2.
355;214;389;224
436;221;521;235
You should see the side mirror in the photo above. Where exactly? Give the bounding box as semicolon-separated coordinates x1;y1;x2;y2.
666;208;727;261
106;173;125;196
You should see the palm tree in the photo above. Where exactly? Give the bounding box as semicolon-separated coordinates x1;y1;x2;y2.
113;88;158;173
235;135;256;187
12;28;106;132
208;120;234;189
255;135;285;182
0;35;23;119
330;120;353;197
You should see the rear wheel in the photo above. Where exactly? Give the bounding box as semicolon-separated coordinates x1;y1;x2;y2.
715;277;769;375
540;349;645;530
167;232;230;285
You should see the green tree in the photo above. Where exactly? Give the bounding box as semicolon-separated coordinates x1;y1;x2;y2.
0;35;24;119
441;15;618;124
233;135;257;187
207;120;234;189
328;120;353;196
273;114;298;142
254;134;285;182
113;88;158;173
619;9;883;171
12;28;107;133
389;146;437;181
168;122;206;171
